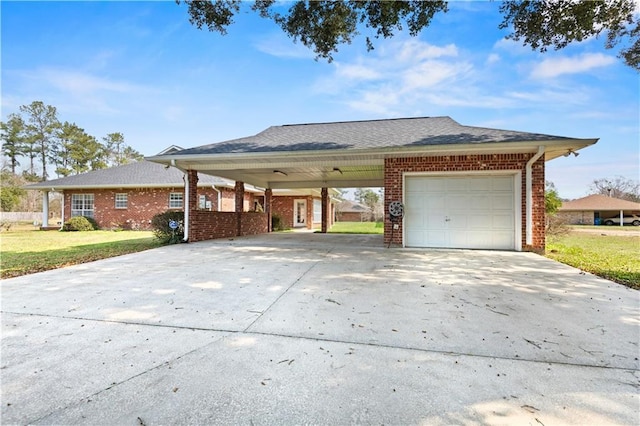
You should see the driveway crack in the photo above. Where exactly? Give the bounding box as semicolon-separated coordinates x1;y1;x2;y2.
243;248;332;333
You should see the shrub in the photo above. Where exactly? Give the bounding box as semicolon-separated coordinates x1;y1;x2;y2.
546;214;570;241
63;216;98;232
271;213;288;231
151;211;184;243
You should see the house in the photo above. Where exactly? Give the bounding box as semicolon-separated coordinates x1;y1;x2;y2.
558;194;640;225
147;116;598;251
335;200;373;222
26;160;337;232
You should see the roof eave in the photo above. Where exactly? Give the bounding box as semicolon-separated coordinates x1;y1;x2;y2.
146;138;598;173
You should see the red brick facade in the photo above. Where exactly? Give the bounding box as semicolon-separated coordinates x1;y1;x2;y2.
384;153;545;251
62;186;256;231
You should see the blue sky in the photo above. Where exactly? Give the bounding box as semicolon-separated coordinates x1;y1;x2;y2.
2;1;638;199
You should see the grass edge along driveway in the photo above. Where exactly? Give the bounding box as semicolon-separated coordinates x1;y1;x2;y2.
1;225;638;290
546;232;639;289
0;230;162;279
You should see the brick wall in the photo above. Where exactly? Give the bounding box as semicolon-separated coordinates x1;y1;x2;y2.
63;187;220;230
384;153;545;251
271;196;316;229
557;210;594;225
337;212;369;222
189;211;268;242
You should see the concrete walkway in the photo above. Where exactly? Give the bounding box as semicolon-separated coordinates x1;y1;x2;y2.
1;233;638;425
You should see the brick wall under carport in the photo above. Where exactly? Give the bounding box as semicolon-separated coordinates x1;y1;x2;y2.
384;153;545;252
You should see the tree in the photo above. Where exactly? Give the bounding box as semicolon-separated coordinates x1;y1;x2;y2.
499;0;638;71
589;176;640;202
20;101;60;181
544;181;562;215
178;0;639;70
0;170;26;212
103;132;144;166
50;121;109;176
0;114;26;174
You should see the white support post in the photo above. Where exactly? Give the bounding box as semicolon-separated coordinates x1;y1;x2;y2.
620;210;623;227
42;190;50;228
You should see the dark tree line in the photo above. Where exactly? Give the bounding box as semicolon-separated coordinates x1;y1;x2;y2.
1;101;143;182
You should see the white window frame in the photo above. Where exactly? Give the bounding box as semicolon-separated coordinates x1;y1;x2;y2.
115;193;128;209
71;194;94;218
169;192;184;209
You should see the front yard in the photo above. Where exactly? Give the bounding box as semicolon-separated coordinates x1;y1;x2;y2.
546;232;639;289
0;229;161;278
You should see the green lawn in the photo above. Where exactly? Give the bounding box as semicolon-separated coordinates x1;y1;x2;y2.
546;232;640;289
328;221;384;234
0;229;162;278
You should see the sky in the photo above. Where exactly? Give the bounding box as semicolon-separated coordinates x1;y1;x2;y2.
2;0;638;200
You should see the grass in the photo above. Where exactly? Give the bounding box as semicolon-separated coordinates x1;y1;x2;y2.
0;229;162;279
546;232;640;289
328;221;384;234
568;224;639;232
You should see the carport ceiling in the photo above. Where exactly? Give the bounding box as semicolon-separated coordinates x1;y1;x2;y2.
147;116;598;189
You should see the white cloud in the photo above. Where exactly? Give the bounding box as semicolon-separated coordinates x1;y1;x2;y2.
530;53;616;79
486;53;500;64
393;39;458;62
253;32;315;59
313;39;475;115
335;63;381;80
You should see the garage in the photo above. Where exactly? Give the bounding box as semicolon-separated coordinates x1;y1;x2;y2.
404;174;519;250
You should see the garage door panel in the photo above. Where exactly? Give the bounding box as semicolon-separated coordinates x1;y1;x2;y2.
493;195;514;209
404;175;516;250
492;177;514;191
448;195;468;209
426;231;448;247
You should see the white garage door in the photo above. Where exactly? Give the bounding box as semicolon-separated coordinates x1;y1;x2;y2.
404;175;516;250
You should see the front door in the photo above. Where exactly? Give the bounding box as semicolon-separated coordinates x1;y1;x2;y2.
294;199;306;227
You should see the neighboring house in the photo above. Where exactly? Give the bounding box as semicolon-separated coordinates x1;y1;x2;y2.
148;116;598;251
26;160;336;231
558;194;640;226
336;200;373;222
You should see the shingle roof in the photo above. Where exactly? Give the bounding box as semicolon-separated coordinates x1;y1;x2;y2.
336;200;372;213
175;116;572;155
25;161;230;190
560;194;640;211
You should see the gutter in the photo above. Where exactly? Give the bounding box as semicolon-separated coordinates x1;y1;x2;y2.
212;185;221;211
171;159;189;242
525;146;545;246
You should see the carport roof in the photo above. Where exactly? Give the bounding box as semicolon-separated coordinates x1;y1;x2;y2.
147;116;598;189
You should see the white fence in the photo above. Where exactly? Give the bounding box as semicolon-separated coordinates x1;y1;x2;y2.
0;212;43;222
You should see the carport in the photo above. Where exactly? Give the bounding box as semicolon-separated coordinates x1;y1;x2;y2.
147;116;597;251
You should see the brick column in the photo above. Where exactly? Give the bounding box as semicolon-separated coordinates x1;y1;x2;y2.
187;170;199;241
265;188;272;232
321;187;328;233
235;181;244;236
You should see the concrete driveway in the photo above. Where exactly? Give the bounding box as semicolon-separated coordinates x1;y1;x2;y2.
1;233;638;425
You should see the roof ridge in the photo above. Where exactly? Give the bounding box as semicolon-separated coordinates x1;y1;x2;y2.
278;116;454;128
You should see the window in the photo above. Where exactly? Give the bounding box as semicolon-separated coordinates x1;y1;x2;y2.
313;199;322;223
71;194;94;218
199;195;206;209
169;192;183;209
115;193;128;209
